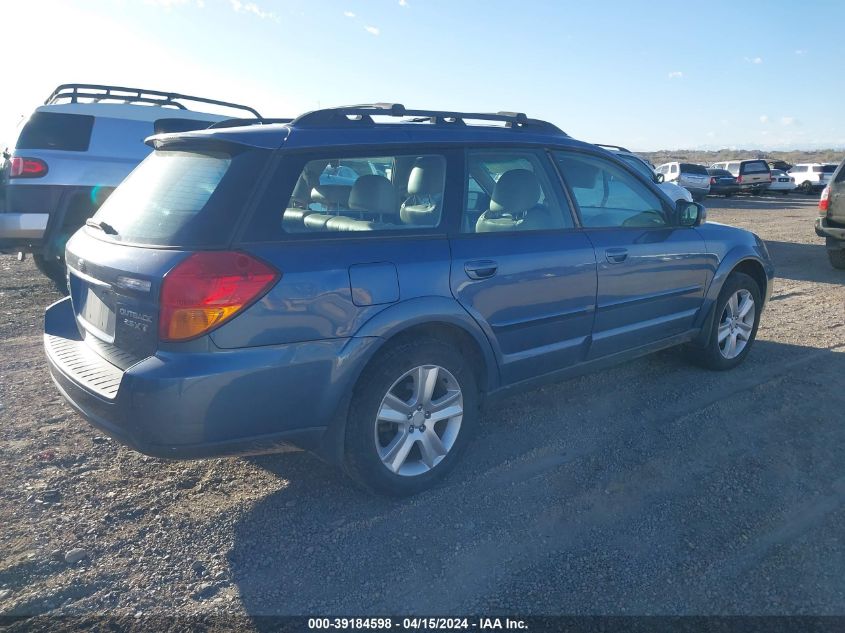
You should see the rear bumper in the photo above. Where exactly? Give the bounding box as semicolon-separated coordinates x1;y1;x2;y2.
816;217;845;243
43;297;359;459
2;183;106;256
708;185;741;196
0;213;49;251
683;186;710;200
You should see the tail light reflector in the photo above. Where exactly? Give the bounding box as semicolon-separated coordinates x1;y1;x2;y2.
10;157;48;178
819;186;830;215
737;175;743;184
159;251;280;342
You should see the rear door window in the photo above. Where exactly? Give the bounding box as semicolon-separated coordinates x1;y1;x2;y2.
15;112;94;152
462;149;572;233
89;148;268;247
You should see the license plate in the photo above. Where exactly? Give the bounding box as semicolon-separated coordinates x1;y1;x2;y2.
80;286;116;338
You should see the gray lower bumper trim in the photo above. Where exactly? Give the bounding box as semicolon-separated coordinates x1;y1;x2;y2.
0;213;49;239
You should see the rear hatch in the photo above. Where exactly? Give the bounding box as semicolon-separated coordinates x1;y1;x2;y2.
678;163;710;189
63;142;272;368
821;164;838;187
738;160;771;186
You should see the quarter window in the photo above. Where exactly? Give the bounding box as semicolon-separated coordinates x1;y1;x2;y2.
555;152;668;229
461;150;572;233
280;153;446;234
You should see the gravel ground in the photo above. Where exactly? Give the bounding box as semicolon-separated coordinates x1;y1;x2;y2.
1;194;843;627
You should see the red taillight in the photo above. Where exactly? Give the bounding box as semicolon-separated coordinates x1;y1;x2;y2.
736;175;743;184
10;156;48;178
710;177;716;185
819;186;830;215
159;251;280;342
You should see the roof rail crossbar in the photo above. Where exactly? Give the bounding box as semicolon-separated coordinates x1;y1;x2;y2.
206;117;293;129
291;103;565;134
595;144;632;153
45;83;262;118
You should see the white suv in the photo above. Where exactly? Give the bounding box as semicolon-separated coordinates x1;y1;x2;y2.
0;83;262;286
788;163;837;194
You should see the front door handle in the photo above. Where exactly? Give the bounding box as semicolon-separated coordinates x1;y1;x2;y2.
464;260;498;280
605;248;628;264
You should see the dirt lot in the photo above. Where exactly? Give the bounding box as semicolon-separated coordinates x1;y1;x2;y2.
1;194;844;627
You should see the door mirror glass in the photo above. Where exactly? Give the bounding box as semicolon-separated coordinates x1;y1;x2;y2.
677;200;705;227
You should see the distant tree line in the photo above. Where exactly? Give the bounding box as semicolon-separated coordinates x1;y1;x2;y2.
640;149;845;167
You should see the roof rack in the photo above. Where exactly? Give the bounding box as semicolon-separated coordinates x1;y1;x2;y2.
45;83;262;118
595;144;632;153
290;103;565;134
206;117;293;129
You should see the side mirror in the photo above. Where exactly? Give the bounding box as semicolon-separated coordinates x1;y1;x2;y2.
677;200;706;227
655;172;665;183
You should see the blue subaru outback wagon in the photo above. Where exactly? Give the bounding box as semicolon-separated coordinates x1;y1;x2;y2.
44;104;774;495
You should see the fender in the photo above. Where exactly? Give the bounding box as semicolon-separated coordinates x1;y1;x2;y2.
316;296;499;465
692;241;774;347
344;295;499;392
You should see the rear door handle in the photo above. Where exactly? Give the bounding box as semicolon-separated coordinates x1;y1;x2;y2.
605;248;628;264
464;260;498;280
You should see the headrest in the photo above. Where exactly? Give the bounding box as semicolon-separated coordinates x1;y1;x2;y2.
407;156;445;197
556;157;599;189
290;175;311;206
349;175;398;216
311;184;351;207
489;169;541;215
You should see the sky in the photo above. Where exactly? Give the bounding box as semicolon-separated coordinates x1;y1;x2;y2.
2;0;844;152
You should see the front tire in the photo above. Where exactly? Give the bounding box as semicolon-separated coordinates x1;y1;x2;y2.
688;272;762;370
344;338;479;496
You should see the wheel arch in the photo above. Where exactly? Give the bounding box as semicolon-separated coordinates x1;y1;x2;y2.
692;249;772;348
315;296;499;465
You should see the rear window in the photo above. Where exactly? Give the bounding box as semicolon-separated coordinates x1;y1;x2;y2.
741;160;769;174
680;163;708;175
822;165;838;174
153;118;217;135
89;148;267;247
708;169;732;177
16;112;94;152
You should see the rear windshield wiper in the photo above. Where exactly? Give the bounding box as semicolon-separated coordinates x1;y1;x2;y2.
85;218;119;235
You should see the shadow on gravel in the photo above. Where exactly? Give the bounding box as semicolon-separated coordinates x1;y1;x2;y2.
229;339;845;618
703;193;820;210
765;240;844;284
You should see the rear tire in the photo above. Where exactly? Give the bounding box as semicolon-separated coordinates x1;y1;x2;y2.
800;181;813;194
828;248;845;270
33;255;68;295
687;272;762;371
344;337;479;496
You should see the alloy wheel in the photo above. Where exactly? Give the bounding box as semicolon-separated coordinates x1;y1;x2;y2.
373;365;464;477
718;289;755;359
